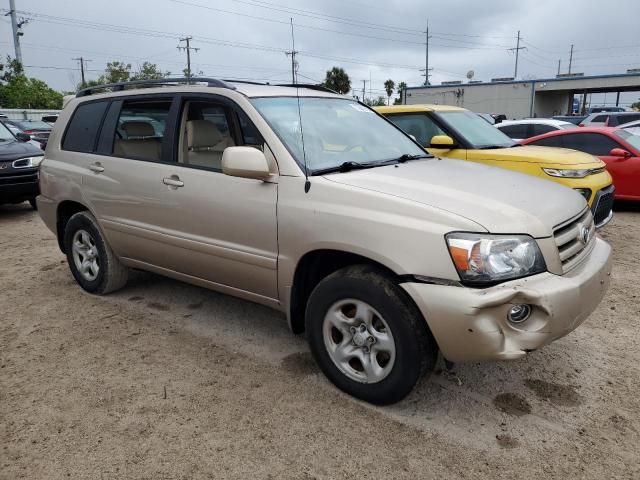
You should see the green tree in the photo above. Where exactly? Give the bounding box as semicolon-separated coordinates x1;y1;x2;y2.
364;96;386;107
101;61;132;84
632;101;640;112
396;81;407;104
383;79;395;105
131;62;170;81
322;67;351;94
0;56;62;109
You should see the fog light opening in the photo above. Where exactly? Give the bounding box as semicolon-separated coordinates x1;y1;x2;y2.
507;304;532;324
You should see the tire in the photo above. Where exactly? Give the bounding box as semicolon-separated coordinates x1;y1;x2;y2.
28;198;37;210
63;211;129;294
305;265;438;405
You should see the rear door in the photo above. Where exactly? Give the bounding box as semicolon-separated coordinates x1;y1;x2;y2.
78;95;179;263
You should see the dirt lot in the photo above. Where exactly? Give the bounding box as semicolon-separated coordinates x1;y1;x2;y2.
1;203;639;479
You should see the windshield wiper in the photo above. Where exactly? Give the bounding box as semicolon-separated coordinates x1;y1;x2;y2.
392;153;431;162
477;145;509;150
312;154;430;176
312;161;377;175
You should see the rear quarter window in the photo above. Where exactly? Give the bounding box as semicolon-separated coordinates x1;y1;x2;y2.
62;101;109;153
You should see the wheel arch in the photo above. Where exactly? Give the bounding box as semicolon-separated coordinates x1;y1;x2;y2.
56;200;89;253
288;249;406;334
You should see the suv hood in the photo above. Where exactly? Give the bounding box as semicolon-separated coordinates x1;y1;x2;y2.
0;139;43;161
471;145;602;166
324;157;586;238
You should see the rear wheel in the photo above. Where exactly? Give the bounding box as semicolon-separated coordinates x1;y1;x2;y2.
63;211;128;294
305;265;437;405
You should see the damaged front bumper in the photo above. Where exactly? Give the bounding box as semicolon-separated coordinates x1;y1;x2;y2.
402;237;612;362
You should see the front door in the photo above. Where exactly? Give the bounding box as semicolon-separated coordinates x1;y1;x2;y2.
150;97;279;300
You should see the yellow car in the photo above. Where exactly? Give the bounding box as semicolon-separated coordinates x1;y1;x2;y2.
375;104;614;227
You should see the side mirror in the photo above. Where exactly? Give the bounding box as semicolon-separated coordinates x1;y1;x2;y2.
222;146;272;180
15;132;31;142
610;148;631;158
430;135;455;149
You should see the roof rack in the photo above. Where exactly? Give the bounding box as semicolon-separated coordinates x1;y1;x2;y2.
76;77;236;97
274;83;337;94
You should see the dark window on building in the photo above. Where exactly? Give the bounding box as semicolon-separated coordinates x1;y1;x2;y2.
560;133;620;156
62;101;109;152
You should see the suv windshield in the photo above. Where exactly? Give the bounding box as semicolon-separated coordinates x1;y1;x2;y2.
435;110;516;149
251;97;425;173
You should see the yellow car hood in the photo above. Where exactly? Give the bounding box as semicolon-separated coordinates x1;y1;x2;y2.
469;145;603;166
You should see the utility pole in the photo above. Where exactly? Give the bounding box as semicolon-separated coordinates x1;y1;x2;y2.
557;59;561;76
72;57;91;88
177;36;199;80
285;18;298;84
568;44;574;74
7;0;26;64
420;21;432;86
362;79;368;103
508;30;526;79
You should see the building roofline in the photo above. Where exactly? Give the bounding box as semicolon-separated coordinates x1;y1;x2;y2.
405;72;640;90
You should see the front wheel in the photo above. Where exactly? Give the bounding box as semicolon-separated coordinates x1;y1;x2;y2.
305;265;438;405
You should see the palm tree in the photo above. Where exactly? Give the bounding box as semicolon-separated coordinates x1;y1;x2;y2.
322;67;351;94
397;81;407;104
384;79;395;105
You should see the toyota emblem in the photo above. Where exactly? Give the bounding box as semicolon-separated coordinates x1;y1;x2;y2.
580;226;591;245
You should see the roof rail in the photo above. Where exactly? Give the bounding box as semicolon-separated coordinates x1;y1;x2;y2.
222;79;269;86
274;83;337;94
76;77;236;97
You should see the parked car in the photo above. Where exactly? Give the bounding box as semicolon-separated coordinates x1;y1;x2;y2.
1;121;44;150
2;119;52;145
476;112;495;124
585;106;627;114
619;119;640;135
37;78;612;405
0;121;44;209
496;119;576;141
521;127;640;201
375;104;614;227
579;112;640;127
552;115;587;125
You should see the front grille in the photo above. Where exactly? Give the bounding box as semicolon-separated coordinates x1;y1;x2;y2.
592;186;615;227
0;172;38;186
553;207;596;272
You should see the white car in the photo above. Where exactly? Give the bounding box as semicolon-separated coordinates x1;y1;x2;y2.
620;119;640;136
496;119;576;141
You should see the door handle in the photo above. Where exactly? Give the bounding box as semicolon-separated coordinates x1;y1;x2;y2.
162;176;184;188
88;163;104;173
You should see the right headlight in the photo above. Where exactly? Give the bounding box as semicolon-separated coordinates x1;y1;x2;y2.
542;167;602;178
446;233;546;285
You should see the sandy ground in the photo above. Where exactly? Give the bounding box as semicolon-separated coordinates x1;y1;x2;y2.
1;202;639;479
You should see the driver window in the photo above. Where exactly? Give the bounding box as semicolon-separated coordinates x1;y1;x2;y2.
386;114;445;147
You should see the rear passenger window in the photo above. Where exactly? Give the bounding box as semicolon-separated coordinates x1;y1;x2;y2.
62;101;109;153
113;100;171;162
498;124;529;139
528;136;563;148
530;124;556;137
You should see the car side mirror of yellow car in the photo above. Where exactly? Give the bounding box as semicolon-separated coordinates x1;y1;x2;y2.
430;135;455;149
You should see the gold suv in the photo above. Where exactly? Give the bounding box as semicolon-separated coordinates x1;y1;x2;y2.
37;78;612;404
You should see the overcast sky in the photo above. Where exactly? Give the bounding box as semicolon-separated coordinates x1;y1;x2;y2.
2;0;640;105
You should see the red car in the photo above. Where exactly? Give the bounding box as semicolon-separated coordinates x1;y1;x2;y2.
521;127;640;201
